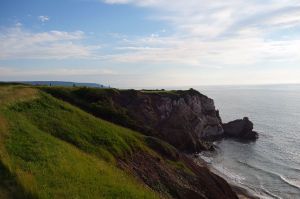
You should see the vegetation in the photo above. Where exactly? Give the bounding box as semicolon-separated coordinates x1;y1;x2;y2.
40;87;201;136
0;85;159;199
140;89;180;95
140;88;200;97
0;84;214;199
0;84;239;199
40;87;143;132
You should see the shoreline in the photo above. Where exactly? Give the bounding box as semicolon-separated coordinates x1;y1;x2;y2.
192;155;259;199
231;185;260;199
208;165;260;199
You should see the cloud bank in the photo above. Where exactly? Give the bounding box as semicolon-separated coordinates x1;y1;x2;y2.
0;26;99;59
104;0;300;66
0;67;117;76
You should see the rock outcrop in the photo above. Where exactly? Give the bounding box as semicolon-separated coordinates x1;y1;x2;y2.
115;89;224;152
223;117;258;140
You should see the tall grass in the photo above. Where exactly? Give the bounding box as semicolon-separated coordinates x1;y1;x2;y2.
0;86;158;199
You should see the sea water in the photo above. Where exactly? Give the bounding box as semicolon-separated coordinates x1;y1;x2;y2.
196;84;300;199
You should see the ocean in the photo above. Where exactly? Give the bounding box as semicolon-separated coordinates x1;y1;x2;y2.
196;84;300;199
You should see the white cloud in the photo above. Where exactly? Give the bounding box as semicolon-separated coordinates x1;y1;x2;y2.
102;0;300;67
0;26;100;59
38;15;50;22
0;66;117;77
110;32;300;66
264;9;300;28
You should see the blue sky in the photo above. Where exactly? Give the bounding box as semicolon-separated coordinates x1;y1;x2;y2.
0;0;300;87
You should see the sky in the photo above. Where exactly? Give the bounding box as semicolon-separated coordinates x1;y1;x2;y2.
0;0;300;88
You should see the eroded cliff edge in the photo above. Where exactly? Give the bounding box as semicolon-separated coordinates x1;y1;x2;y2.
44;87;257;153
115;89;225;152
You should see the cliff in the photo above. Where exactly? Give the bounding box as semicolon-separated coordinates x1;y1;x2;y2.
43;88;223;152
0;85;238;199
43;87;257;153
114;89;225;152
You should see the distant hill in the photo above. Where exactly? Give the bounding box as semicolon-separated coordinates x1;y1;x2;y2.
17;81;106;88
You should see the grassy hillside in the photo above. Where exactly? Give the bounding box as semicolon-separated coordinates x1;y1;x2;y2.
41;87;144;132
0;85;238;199
0;85;158;199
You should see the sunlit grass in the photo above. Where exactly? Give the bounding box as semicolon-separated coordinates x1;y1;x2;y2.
0;86;158;199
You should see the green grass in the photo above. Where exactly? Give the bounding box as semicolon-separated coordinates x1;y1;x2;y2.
140;88;200;97
0;160;32;199
41;87;142;132
9;92;146;160
140;89;180;95
0;86;158;199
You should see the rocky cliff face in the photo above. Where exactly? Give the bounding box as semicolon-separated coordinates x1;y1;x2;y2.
112;89;224;152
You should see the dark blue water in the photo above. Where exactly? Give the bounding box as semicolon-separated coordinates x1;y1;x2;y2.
197;84;300;199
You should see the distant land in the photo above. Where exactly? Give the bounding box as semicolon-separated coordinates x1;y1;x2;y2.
10;81;106;88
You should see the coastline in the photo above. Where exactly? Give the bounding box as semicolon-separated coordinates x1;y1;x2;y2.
192;155;259;199
230;183;260;199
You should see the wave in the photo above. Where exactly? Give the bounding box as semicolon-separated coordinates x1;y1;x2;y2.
213;163;286;199
198;142;300;198
237;160;300;190
259;185;282;199
212;164;245;184
208;162;281;199
279;176;300;190
198;147;220;164
198;155;213;164
290;167;300;173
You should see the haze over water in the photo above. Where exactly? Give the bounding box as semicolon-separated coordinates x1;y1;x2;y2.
197;84;300;199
